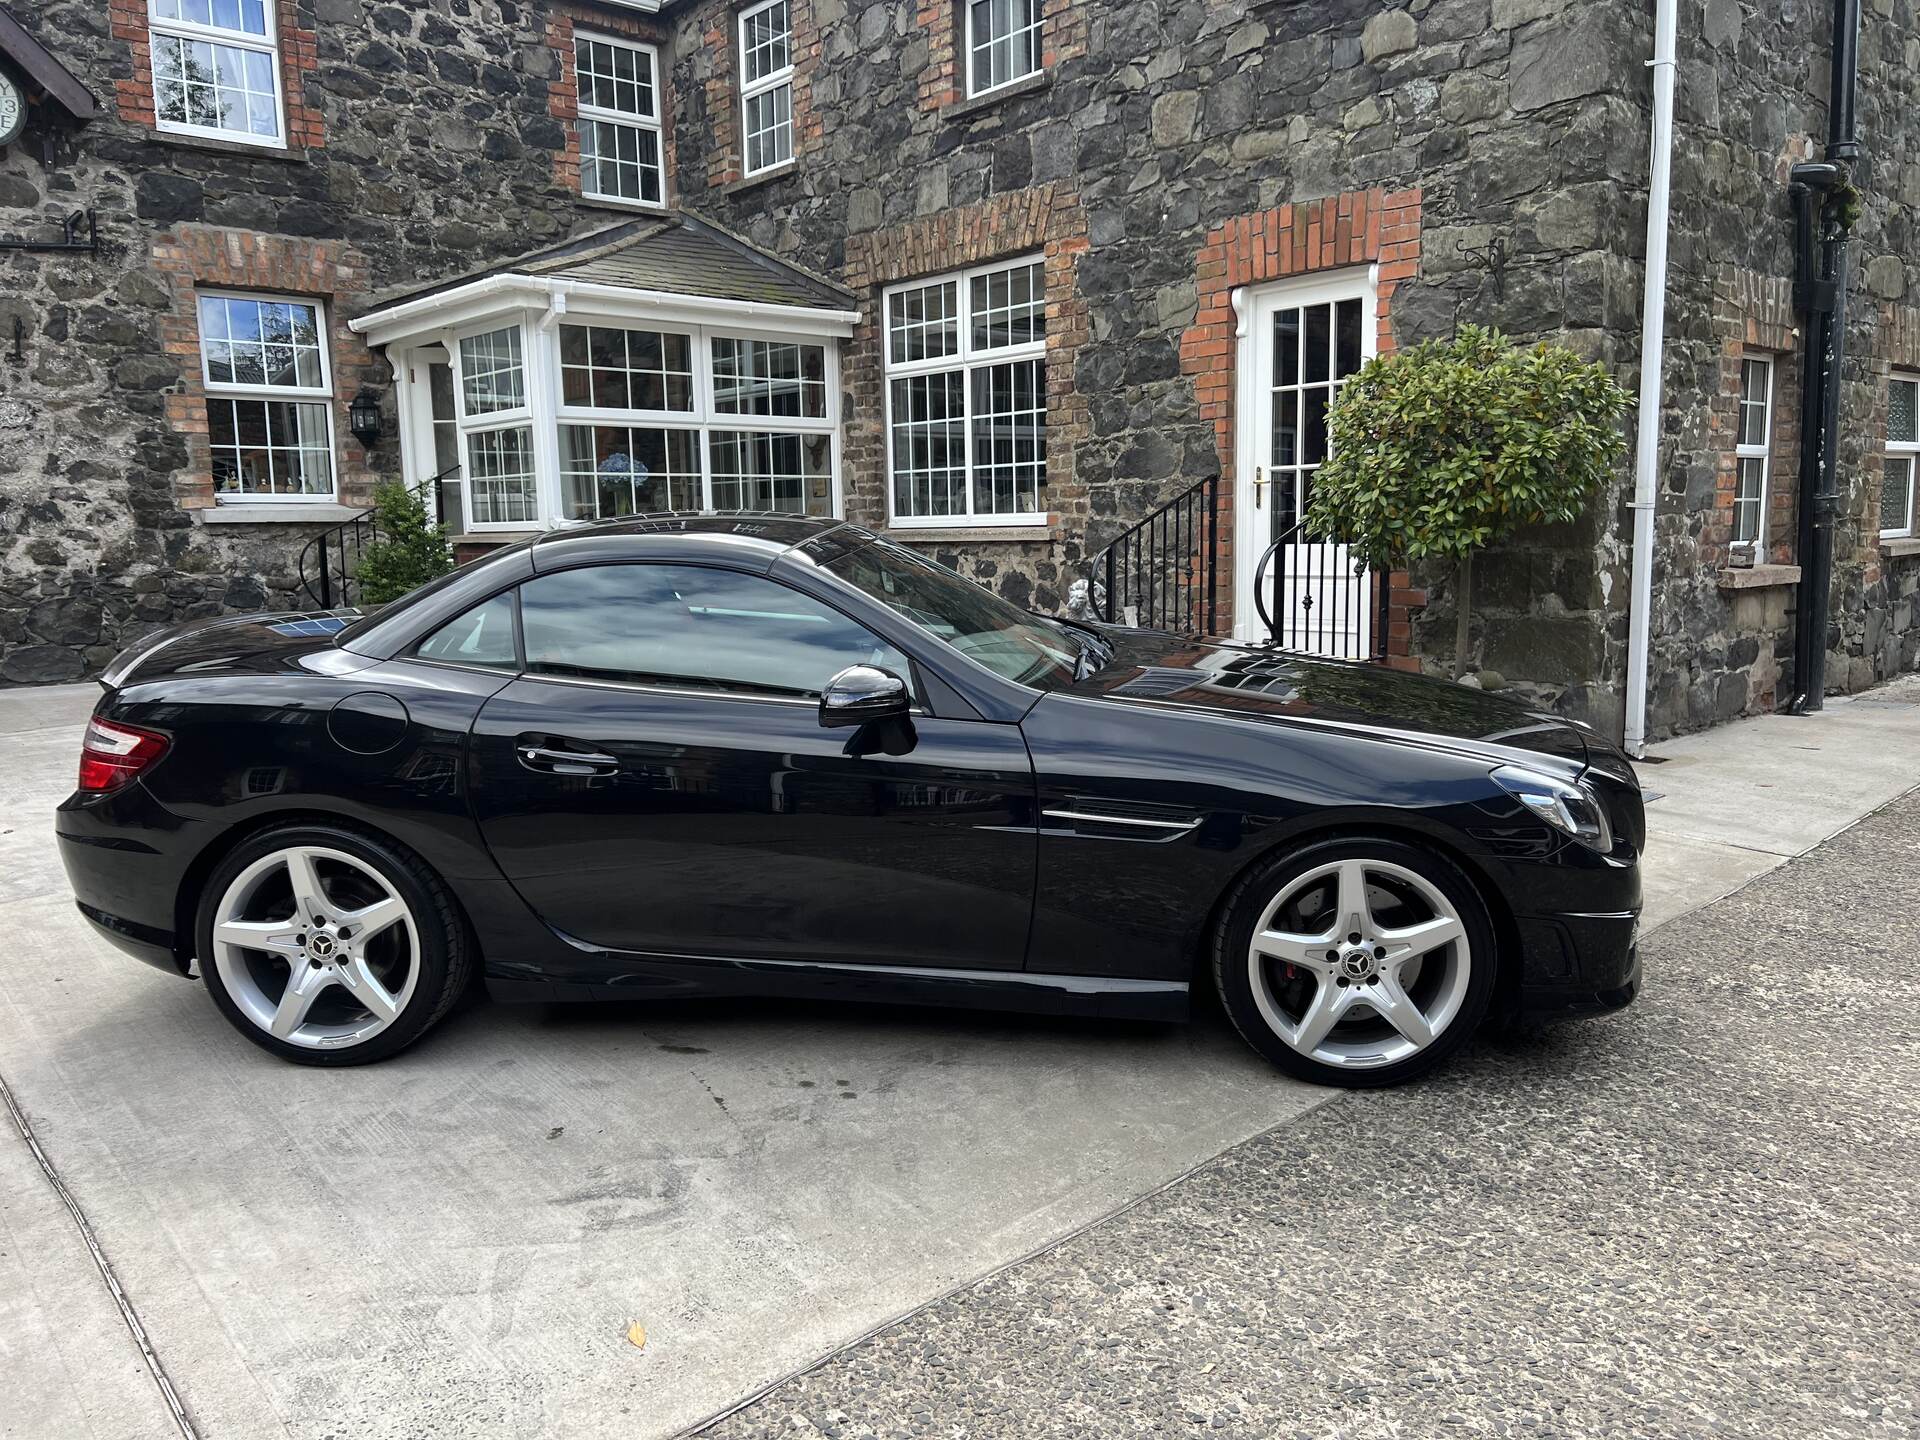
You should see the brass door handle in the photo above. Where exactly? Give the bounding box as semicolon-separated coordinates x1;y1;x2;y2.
1253;466;1267;508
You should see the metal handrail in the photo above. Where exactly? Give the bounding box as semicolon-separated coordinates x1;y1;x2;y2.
1085;475;1218;633
1253;517;1391;661
295;466;456;610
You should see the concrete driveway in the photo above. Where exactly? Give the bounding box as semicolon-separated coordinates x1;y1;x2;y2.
2;684;1322;1440
5;677;1919;1439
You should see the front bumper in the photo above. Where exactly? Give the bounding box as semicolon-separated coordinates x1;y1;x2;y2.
1513;908;1641;1018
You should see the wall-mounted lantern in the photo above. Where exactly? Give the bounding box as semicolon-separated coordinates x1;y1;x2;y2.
348;388;384;447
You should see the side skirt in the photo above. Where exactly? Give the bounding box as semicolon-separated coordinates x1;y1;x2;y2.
486;947;1190;1023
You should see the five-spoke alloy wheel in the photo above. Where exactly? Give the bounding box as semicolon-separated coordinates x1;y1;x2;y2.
197;823;471;1065
1214;837;1496;1086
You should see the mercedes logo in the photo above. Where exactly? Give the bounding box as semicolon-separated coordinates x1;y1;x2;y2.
308;932;337;960
1340;950;1372;979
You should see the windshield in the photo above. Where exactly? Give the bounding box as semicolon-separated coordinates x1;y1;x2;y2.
825;541;1083;688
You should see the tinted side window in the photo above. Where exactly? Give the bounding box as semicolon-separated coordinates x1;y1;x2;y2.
415;591;519;669
519;564;911;699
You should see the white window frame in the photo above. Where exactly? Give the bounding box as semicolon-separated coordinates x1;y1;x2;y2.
574;31;667;210
449;316;543;532
1733;354;1773;557
965;0;1044;99
553;314;841;521
147;0;286;149
1883;374;1919;540
883;255;1048;530
197;289;338;503
738;0;795;177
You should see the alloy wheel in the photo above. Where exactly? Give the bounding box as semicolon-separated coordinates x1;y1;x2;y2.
1245;857;1472;1070
209;845;421;1050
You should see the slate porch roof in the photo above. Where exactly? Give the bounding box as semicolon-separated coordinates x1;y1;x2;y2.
354;211;856;323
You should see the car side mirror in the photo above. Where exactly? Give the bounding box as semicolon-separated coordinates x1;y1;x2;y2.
820;665;911;728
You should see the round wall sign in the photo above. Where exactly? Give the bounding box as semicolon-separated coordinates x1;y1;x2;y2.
0;71;24;149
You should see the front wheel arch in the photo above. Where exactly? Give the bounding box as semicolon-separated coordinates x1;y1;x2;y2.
1193;818;1522;1020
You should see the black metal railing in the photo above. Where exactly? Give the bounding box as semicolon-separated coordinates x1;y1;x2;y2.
296;466;455;610
1085;476;1218;634
1253;519;1390;661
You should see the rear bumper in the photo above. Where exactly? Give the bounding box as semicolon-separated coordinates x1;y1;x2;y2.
56;783;199;977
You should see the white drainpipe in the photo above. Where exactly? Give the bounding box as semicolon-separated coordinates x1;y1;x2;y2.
1623;0;1679;757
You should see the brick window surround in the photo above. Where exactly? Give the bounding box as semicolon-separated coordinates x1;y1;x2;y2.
1704;267;1799;572
841;182;1090;538
546;3;675;203
150;229;381;512
1180;188;1424;657
109;0;324;149
915;0;1090;112
691;0;822;189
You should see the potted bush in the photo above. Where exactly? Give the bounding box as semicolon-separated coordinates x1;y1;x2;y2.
1305;324;1630;678
355;483;454;608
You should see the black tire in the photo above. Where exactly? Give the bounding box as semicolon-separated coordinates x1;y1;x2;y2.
195;821;473;1067
1211;835;1498;1088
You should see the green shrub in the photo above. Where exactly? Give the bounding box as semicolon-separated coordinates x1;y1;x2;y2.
1304;324;1630;677
354;482;454;608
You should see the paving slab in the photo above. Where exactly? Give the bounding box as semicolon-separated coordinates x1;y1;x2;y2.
0;681;1324;1439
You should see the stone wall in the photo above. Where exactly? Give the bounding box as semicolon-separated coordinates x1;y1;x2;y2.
664;0;1648;688
0;0;659;683
1639;0;1920;734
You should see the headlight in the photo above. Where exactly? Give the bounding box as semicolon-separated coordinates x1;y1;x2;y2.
1491;765;1614;853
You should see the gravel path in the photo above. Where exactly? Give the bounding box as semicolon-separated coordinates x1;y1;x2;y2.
698;794;1920;1440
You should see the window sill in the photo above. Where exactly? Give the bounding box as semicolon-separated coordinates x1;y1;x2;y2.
194;502;359;525
147;128;307;164
885;525;1058;545
1880;536;1920;557
942;70;1052;121
723;162;798;197
575;193;670;218
1716;563;1803;591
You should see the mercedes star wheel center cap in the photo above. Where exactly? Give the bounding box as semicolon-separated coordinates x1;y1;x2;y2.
308;933;336;960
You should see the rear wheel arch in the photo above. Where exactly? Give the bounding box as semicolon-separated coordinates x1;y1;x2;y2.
173;808;482;985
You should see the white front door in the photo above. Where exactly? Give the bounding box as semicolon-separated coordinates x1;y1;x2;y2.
1233;269;1377;655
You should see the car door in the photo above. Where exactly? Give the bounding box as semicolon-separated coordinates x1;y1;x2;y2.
467;560;1038;971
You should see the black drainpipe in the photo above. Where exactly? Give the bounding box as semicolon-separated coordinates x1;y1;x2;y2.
1788;0;1862;713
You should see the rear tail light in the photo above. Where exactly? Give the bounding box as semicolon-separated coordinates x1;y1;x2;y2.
78;717;170;793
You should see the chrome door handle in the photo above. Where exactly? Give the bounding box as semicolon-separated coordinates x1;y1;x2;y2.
516;743;619;776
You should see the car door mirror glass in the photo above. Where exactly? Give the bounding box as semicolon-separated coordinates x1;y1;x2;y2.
820;665;911;728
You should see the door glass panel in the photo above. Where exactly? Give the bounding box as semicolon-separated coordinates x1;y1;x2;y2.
519;564;910;699
1302;304;1331;384
1274;308;1299;388
1335;298;1363;376
1303;386;1330;465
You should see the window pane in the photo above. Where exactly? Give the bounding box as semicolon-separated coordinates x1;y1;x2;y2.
467;426;537;524
200;296;323;392
559;425;702;520
1883;456;1915;535
520;564;907;699
890;373;968;518
888;280;959;365
417;592;519;669
708;430;834;516
970;260;1045;351
1732;455;1766;544
1738;358;1771;447
712;337;826;418
580;117;662;203
969;359;1045;515
575;36;655;118
1890;378;1919;446
460;327;526;416
969;0;1041;92
744;82;793;174
149;29;280;139
205;398;335;498
559;324;693;413
1335;297;1363;377
743;0;791;83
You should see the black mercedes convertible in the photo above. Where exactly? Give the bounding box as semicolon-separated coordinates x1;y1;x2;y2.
57;514;1643;1086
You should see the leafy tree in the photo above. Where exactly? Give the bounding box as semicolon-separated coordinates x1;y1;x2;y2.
1305;324;1630;678
355;483;453;607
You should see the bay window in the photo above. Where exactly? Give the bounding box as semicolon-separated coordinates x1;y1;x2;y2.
575;33;665;206
739;0;794;176
885;257;1047;527
150;0;284;146
198;293;335;500
442;313;840;532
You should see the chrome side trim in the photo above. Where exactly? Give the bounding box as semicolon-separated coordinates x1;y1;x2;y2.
522;672;819;707
1041;809;1202;833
